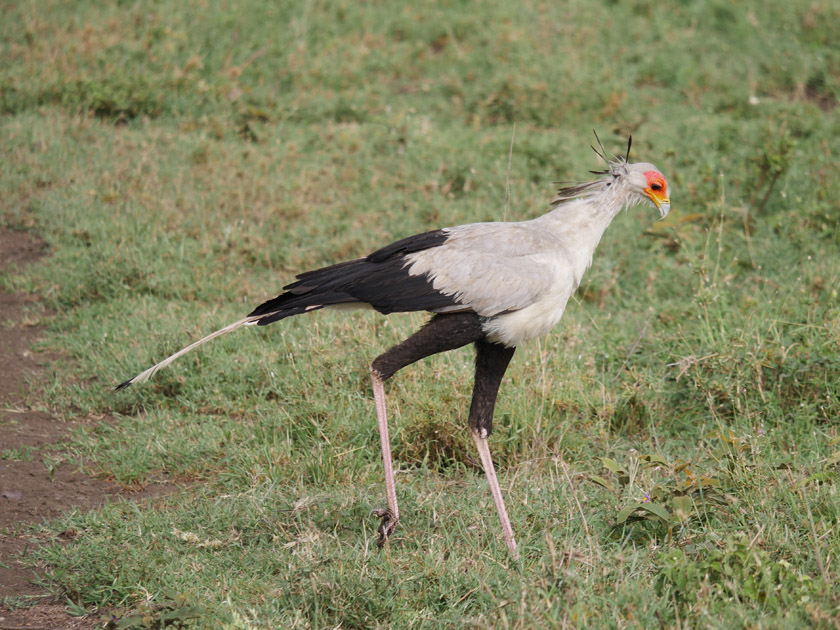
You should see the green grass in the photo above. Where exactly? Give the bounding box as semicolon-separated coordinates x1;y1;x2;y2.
2;0;840;627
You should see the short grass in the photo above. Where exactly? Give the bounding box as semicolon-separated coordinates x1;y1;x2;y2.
2;0;840;627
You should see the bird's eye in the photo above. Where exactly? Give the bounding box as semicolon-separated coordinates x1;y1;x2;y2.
651;182;663;191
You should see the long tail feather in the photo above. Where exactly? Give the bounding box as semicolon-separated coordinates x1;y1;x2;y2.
115;316;261;390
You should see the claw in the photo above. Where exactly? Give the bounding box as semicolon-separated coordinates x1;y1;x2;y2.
373;508;398;547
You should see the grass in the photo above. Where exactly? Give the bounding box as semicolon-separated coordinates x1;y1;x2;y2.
2;0;840;627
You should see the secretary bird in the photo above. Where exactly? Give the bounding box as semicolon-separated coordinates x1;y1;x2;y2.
117;137;671;559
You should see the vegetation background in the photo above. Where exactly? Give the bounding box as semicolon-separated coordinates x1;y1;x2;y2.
2;0;839;627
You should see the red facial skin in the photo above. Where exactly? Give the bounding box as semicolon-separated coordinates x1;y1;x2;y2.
643;170;669;206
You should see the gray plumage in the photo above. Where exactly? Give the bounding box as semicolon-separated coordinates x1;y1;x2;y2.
405;160;670;346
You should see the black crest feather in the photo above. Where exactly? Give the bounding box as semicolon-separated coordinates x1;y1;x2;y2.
588;131;633;176
551;133;634;206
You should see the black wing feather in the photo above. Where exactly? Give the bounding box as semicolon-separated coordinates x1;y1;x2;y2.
248;229;460;325
366;229;450;262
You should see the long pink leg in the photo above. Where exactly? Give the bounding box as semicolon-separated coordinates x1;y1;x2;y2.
371;367;399;546
472;431;519;559
367;314;495;550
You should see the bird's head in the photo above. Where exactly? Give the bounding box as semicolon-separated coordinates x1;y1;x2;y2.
551;135;672;219
623;162;671;218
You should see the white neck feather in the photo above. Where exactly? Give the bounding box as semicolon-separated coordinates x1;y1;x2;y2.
534;176;641;282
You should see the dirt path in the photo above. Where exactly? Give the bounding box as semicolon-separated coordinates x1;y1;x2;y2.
0;229;175;629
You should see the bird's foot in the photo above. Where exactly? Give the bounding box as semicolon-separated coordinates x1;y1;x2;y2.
372;508;398;548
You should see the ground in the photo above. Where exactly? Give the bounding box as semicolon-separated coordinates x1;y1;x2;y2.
2;1;839;626
0;229;175;630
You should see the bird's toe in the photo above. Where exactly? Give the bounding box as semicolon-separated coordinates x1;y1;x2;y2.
373;509;399;547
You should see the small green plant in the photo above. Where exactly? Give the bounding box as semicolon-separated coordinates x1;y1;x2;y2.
590;452;729;530
103;592;204;630
42;455;58;482
656;534;818;613
748;124;795;215
52;77;164;121
1;446;35;461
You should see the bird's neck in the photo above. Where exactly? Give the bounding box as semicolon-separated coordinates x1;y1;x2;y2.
535;182;634;280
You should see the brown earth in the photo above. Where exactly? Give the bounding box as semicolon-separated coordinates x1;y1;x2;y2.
0;229;177;630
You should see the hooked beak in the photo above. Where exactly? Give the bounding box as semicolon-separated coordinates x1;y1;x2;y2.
645;189;670;219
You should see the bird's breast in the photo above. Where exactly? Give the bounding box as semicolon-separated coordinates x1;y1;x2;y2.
481;285;574;347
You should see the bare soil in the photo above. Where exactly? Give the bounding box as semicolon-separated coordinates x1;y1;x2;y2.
0;229;176;630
